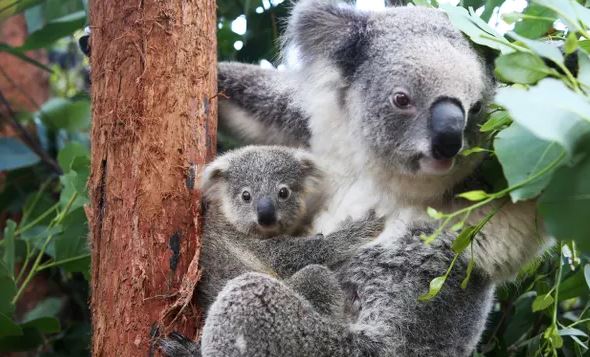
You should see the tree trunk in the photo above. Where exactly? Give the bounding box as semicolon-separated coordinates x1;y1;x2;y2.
87;1;217;356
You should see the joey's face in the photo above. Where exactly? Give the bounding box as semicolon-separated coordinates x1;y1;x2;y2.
350;33;494;179
222;150;311;237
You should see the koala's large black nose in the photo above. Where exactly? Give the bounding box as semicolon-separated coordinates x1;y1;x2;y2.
430;100;465;160
256;197;277;226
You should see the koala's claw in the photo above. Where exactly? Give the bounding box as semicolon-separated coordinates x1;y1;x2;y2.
338;209;385;241
159;331;201;357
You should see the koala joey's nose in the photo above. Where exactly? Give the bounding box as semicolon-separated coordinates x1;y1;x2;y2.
256;197;277;226
430;99;465;160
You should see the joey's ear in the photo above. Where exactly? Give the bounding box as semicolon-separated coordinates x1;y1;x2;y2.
286;0;370;76
200;158;229;198
293;150;324;185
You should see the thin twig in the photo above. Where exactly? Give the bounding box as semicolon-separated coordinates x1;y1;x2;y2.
0;89;62;175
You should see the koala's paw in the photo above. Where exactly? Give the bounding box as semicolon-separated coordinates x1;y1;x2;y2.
159;331;201;357
335;209;386;243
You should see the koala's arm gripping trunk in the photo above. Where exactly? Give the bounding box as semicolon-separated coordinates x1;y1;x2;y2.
218;62;311;147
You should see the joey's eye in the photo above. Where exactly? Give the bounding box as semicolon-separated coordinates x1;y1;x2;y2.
390;92;411;109
278;187;290;200
469;101;483;115
241;191;251;202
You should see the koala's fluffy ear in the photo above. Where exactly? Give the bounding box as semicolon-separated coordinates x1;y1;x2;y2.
293;150;324;189
200;158;230;199
286;0;370;76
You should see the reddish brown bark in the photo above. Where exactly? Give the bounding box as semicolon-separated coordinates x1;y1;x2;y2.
87;1;217;356
0;15;48;119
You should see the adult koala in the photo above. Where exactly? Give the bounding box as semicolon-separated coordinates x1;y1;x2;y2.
164;1;548;356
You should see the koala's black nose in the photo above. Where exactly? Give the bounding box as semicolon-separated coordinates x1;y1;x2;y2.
256;197;277;226
430;99;465;160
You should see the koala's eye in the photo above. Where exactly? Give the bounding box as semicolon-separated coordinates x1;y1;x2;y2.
241;191;251;202
390;92;412;109
469;101;483;115
278;187;290;200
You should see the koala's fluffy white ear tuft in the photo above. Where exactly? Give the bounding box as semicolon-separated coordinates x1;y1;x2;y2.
200;158;230;199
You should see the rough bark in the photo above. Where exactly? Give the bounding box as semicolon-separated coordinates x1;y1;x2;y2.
87;1;217;356
0;15;48;118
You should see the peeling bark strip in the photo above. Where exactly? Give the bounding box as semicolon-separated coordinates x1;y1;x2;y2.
87;1;217;356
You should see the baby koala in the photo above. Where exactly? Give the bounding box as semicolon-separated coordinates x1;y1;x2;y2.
196;145;385;315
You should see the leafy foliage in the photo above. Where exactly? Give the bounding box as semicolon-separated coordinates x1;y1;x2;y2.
1;0;590;356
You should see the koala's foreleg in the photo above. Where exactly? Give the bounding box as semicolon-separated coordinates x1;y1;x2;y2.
218;62;310;147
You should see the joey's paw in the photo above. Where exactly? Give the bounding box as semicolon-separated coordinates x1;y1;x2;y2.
337;209;385;241
159;331;201;357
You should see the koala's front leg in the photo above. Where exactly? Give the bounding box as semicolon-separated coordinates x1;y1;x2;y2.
286;264;345;318
250;210;385;276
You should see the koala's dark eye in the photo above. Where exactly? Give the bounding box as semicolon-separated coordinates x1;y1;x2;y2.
241;191;251;202
469;101;483;115
278;187;290;200
390;92;411;109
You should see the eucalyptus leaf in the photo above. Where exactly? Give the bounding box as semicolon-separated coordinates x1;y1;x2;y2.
39;98;90;133
2;220;16;277
495;123;565;202
539;151;590;251
0;313;21;338
419;276;446;301
495;79;590;157
532;293;554;312
20;317;60;334
0;138;40;171
507;32;564;65
452;226;475;254
0;262;16;316
18;11;86;51
514;4;556;39
22;297;63;323
57;142;89;172
495;51;552;84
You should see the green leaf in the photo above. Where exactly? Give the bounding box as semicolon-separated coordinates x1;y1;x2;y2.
461;256;475;289
0;0;45;21
57;142;89;172
480;110;511;132
54;208;89;274
452;226;475;254
495;52;552;84
21;225;62;258
59;156;90;211
440;4;514;54
426;207;444;219
558;268;589;301
507;32;564;65
532;293;554;312
578;50;590;90
0;313;22;338
22;297;62;323
539;152;590;252
39;98;90;133
559;327;588;337
564;32;578;55
480;0;504;23
457;190;488;201
544;325;564;348
495;123;565;202
2;220;16;277
0;262;16;316
0;138;40;171
0;326;43;351
20;317;60;334
460;146;489;156
533;0;590;34
18;11;86;51
495;79;590;157
584;264;590;289
419;275;446;301
514;4;557;39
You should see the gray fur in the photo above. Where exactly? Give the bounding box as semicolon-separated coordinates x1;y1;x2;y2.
164;1;549;356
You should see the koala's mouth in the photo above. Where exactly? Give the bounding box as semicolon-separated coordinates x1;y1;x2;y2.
418;156;455;176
